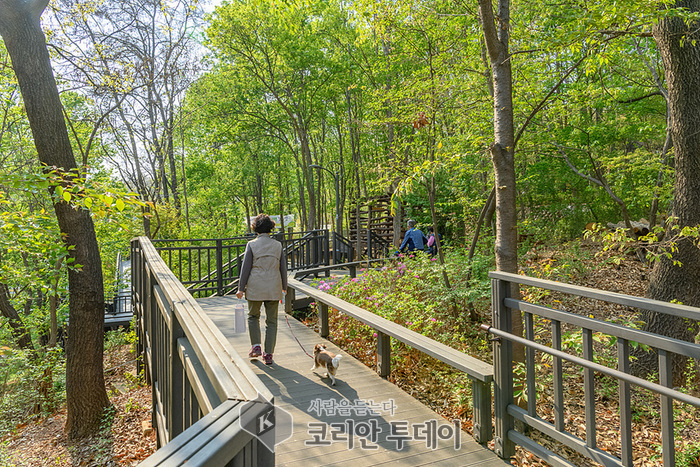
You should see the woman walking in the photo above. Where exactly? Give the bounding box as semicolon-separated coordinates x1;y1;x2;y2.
236;214;287;365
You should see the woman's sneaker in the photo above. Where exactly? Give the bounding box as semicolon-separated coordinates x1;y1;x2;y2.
248;344;262;358
263;352;274;365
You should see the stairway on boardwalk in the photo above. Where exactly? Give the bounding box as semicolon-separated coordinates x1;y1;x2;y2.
197;295;506;467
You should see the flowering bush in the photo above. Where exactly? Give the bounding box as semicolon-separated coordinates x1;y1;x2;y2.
306;249;496;426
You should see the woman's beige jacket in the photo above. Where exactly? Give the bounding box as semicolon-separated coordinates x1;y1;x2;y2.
237;234;287;301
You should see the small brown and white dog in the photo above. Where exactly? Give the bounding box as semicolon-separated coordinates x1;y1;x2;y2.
311;344;342;385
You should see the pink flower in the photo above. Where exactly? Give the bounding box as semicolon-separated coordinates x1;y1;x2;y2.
373;333;377;338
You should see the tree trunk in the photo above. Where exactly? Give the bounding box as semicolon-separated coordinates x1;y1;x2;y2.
0;283;35;353
479;0;523;363
0;0;110;439
638;1;700;385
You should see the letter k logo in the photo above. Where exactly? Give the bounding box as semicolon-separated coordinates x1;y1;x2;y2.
257;407;275;435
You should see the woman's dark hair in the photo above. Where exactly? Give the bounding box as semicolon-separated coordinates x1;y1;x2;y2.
252;214;275;233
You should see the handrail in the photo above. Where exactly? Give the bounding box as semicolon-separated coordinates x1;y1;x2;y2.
367;230;390;259
281;230;329;271
292;258;387;280
332;231;354;264
132;236;274;466
488;271;700;466
285;277;493;444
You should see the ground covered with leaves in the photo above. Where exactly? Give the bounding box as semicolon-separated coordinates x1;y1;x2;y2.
305;240;700;466
0;341;155;466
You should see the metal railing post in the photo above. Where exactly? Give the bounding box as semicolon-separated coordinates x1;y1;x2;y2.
366;230;372;259
377;331;391;378
332;232;338;265
285;288;295;316
492;277;515;459
131;239;145;382
216;239;223;296
170;313;185;439
320;303;329;338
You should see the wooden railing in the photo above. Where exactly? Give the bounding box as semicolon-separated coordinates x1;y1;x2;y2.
292;258;387;281
486;271;700;466
284;277;494;444
152;230;333;298
152;236;249;298
131;236;274;466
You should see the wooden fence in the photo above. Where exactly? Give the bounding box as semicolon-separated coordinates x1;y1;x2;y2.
487;271;700;466
132;236;275;466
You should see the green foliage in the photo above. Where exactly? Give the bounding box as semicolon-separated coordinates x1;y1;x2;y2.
677;442;700;467
104;329;131;353
584;219;700;268
0;348;66;437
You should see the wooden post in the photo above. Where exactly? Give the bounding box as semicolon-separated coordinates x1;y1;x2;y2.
659;350;675;466
472;378;492;444
618;339;632;466
285;287;295;315
170;312;185;439
377;331;391;378
492;278;515;459
320;303;329;338
131;239;144;382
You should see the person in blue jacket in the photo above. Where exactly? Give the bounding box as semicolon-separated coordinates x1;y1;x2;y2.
398;219;428;253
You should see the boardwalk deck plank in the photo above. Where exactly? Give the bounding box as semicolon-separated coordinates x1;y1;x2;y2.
198;295;507;466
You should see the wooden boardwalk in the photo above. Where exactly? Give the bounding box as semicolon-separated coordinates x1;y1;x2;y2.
198;295;507;466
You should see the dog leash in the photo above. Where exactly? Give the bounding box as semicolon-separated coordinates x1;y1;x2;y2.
284;313;314;359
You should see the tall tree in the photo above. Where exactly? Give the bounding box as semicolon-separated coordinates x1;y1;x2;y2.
206;0;350;229
478;0;525;368
0;0;110;439
51;0;203;224
478;0;518;279
641;0;700;383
